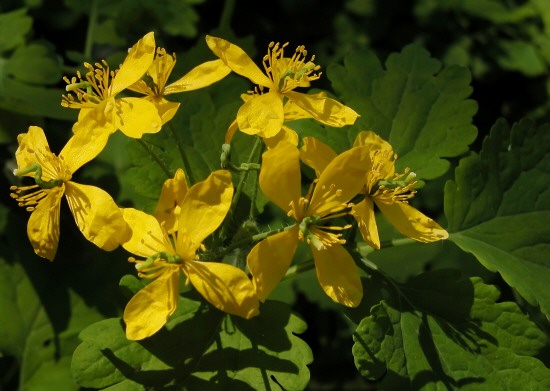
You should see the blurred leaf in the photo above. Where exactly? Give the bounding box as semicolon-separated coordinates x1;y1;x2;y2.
316;44;477;179
495;39;546;76
0;8;32;53
445;118;550;317
351;269;550;389
4;43;62;85
72;298;312;390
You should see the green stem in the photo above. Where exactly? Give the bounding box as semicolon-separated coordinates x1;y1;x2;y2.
84;0;98;59
358;237;417;256
168;123;195;184
136;139;172;178
221;224;296;257
282;259;315;281
219;0;236;34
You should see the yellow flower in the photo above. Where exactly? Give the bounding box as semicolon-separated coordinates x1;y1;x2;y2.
121;170;259;340
10;126;128;260
300;132;449;250
127;48;231;124
206;36;359;139
62;32;161;138
247;141;372;307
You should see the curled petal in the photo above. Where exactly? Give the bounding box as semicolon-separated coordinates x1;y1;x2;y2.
65;182;129;251
311;244;363;307
300;137;337;177
259;141;301;214
121;208;174;257
247;227;300;301
154;168;188;233
111;32;156;95
237;92;284;138
353;130;393;152
186;261;260;319
177;170;233;257
155;99;181;125
27;187;63;260
285;91;359;127
205;36;272;88
375;201;449;243
225;119;239;144
15;126;56;180
124;268;180;340
262;125;298;149
164;59;231;94
351;198;380;250
113;98;162;138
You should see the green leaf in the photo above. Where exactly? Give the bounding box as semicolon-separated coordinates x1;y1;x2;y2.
4;43;62;85
445;118;550;317
352;269;550;389
495;39;546;76
0;9;32;53
315;44;477;179
72;298;312;390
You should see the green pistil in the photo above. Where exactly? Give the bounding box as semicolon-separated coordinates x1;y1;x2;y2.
374;172;416;191
14;164;63;189
65;81;94;95
299;215;324;251
143;251;181;268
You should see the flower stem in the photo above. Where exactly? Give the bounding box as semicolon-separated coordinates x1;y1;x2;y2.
358;237;417;256
282;259;315;281
221;223;296;257
219;0;236;35
168;123;195;185
136;139;172;178
84;0;98;59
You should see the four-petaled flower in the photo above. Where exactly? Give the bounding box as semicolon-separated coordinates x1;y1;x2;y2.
128;47;231;124
206;36;359;140
121;169;260;340
10;126;128;260
301;132;449;249
62;32;162;138
247;141;372;307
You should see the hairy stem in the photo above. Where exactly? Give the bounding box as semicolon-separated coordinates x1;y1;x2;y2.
136;139;172;178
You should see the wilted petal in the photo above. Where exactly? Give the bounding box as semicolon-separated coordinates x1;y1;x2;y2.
237;92;284;138
113;97;162;138
259;141;301;214
300;137;337;177
27;187;63;260
311;244;363;307
247;227;299;301
285;91;359;127
205;36;272;88
121;208;174;257
111;32;156;95
186;260;260;319
65;182;129;251
376;201;449;243
124;268;180;340
352;198;380;249
164;59;231;94
176;170;233;257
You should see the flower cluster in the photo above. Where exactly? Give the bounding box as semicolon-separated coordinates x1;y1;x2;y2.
10;32;447;340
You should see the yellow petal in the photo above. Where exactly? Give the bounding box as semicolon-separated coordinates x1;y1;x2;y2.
15;126;57;181
247;227;300;301
285;91;359;127
311;244;363;307
237;92;284;138
185;260;260;319
262;125;299;149
309;145;372;217
299;137;337;177
124;268;180;340
121;208;174;257
64;182;129;251
176;170;233;257
225;118;239;144
60;119;111;173
73;101;117;137
259;141;302;214
375;201;449;243
111;32;156;95
353;130;393;151
113;97;162;138
27;187;63;260
154;99;180;125
154;168;188;233
164;59;231;94
352;198;380;249
205;36;272;88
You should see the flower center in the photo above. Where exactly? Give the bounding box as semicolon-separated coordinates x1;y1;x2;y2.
262;42;321;93
367;150;418;204
130;251;182;280
62;60;115;109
